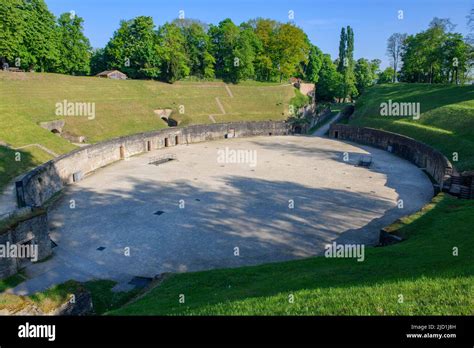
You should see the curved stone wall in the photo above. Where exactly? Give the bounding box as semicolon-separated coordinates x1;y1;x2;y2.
329;124;454;188
16;121;291;208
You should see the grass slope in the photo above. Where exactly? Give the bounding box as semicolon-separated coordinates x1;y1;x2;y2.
110;194;473;315
350;83;474;171
0;72;294;189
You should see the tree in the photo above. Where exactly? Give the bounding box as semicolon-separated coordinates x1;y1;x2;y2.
354;58;376;94
386;33;407;82
271;23;309;82
429;17;456;32
0;0;27;67
370;59;381;77
175;19;215;78
315;54;343;102
20;0;59;71
104;16;161;79
468;8;474;44
400;19;471;84
442;33;470;84
337;27;346;73
157;23;190;83
344;26;357;98
56;12;91;75
90;48;107;75
209;18;240;81
378;67;395;84
231;27;259;82
251;18;279;81
305;44;323;83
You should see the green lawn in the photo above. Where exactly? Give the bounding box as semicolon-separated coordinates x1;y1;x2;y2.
350;83;474;171
0;71;294;190
108;194;473;315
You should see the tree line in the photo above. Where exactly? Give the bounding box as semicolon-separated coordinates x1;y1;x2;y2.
1;0;473;104
386;17;473;84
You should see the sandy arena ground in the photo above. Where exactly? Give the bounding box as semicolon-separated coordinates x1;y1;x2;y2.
11;135;433;294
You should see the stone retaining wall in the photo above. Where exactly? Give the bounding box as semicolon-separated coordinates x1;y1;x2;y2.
16;121;291;208
329;124;454;188
0;210;51;279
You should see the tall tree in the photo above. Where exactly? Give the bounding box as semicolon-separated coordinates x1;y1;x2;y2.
0;0;27;67
386;33;407;82
429;17;456;32
315;54;343;102
337;27;346;73
56;12;91;75
271;23;309;82
467;7;474;44
354;58;376;94
157;23;190;83
305;44;323;83
378;67;395;84
250;18;279;81
231;27;260;82
90;48;107;75
104;16;161;79
21;0;59;71
209;18;240;81
174;19;215;78
400;19;470;84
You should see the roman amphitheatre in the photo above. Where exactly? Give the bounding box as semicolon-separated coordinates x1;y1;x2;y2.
0;73;472;316
8;120;435;294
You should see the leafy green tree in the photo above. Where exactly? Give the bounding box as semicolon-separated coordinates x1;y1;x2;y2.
315;54;343;102
0;0;27;67
250;18;279;81
354;58;375;94
305;44;323;83
90;48;107;75
231;27;259;82
209;19;240;81
337;27;346;73
104;16;161;79
56;12;91;75
271;23;309;82
400;19;471;83
344;26;357;98
156;23;190;83
175;19;215;78
21;0;59;71
442;33;470;83
377;67;395;84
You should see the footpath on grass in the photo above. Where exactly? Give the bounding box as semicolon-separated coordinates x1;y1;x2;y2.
312;112;342;137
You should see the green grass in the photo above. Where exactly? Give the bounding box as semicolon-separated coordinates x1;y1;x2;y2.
0;279;83;314
0;273;26;292
109;194;473;315
0;276;139;315
0;145;53;190
350;83;474;171
83;280;141;315
289;88;310;110
0;71;294;190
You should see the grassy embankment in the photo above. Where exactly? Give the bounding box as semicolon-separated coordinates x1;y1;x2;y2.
0;71;294;189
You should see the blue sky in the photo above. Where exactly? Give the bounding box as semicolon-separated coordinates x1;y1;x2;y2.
46;0;472;68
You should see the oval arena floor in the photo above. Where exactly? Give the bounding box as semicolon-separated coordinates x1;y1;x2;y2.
12;135;434;294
